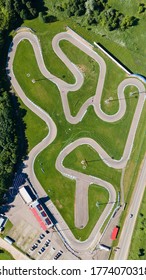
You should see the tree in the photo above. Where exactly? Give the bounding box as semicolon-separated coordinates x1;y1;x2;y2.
26;1;31;10
138;248;145;257
66;0;86;17
100;8;120;30
85;0;96;15
76;4;86;16
29;8;37;17
138;3;145;14
0;249;4;254
5;0;13;12
44;15;57;23
140;213;144;217
13;0;22;14
120;15;138;30
87;12;96;25
20;9;28;20
142;218;146;228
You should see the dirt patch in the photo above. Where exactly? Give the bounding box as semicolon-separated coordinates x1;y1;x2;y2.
77;64;87;73
56;199;63;209
9;220;40;252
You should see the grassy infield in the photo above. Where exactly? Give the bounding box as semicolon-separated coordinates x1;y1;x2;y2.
12;0;146;255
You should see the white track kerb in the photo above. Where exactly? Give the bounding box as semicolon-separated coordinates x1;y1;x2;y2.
7;28;146;253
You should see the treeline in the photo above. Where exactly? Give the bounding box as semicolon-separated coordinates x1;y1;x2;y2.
55;0;138;31
0;0;43;203
0;92;18;198
0;0;40;31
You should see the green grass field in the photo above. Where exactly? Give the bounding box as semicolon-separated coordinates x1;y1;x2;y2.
23;20;75;85
18;98;48;152
75;184;109;240
12;8;146;242
14;38;139;160
60;39;132;116
59;40;100;116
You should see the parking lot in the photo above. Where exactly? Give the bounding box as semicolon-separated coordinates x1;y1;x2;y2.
8;219;76;260
4;174;78;260
28;228;64;260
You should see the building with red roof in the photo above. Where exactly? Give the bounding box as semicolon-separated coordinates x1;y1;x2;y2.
30;200;53;231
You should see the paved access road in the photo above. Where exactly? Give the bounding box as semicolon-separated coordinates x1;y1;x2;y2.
7;27;146;255
0;237;29;260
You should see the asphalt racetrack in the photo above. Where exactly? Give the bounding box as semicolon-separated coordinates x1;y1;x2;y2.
7;27;146;253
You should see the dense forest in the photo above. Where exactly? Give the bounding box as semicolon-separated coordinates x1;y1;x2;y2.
0;0;41;30
0;92;17;197
55;0;139;31
0;0;43;204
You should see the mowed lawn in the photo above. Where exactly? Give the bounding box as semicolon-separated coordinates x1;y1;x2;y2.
74;185;109;240
18;98;48;152
59;39;133;116
23;20;75;85
59;40;100;116
63;144;121;192
13;18;144;239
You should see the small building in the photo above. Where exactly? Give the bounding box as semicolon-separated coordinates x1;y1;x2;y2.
99;243;111;251
19;185;36;204
4;236;15;245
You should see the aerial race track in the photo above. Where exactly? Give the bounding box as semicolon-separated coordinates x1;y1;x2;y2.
7;27;145;252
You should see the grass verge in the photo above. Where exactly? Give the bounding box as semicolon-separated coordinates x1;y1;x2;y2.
128;189;146;259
